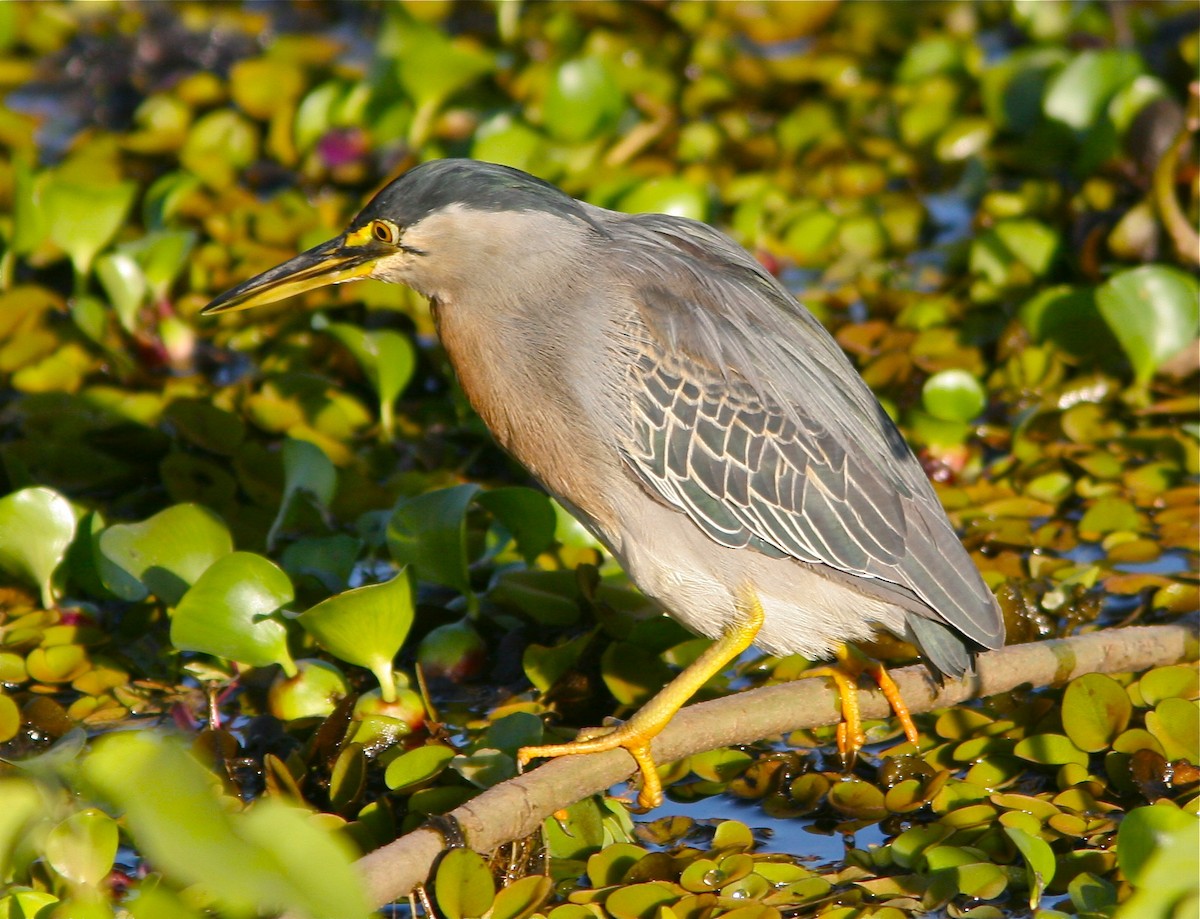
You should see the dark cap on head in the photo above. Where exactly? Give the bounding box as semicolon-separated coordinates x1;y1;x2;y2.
351;159;590;230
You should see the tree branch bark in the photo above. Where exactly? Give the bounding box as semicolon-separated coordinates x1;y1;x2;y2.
300;618;1200;915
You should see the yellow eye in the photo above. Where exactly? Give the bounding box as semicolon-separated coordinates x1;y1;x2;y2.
371;220;398;244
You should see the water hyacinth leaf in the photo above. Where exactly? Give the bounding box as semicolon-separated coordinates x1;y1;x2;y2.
1115;803;1198;919
44;808;118;887
267;438;337;549
122;229;197;301
1062;673;1132;752
0;486;77;608
82;732;370;919
387;484;480;596
0;777;42;880
1004;825;1056;909
434;847;496;919
543;57;624;142
98;503;233;605
619;178;710;222
170;552;296;675
11;157;47;255
1043;49;1144;130
1095;266;1200;385
477;487;558;565
318;320;415;441
268;658;350;722
297;571;414;702
95;251;147;332
384;743;456;793
922;369;986;422
41;178;138;281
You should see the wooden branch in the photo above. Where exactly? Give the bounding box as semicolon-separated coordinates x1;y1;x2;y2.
290;618;1200;916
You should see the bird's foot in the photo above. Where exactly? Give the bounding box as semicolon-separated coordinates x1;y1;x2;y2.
801;645;920;766
520;587;767;812
518;718;663;810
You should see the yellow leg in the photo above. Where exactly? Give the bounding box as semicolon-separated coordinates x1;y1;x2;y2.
801;645;921;762
519;589;766;810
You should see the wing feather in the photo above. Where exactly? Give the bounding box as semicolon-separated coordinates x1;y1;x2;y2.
608;213;1004;663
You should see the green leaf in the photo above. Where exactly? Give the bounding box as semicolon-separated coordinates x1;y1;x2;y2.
434;848;496;919
1004;825;1056;908
98;503;233;605
1044;49;1144;130
42;178;138;280
121;228;197;301
83;732;370;919
1062;673;1133;752
619;178;710;222
95;251;148;332
1095;265;1200;385
922;369;987;422
44;808;118;887
1013;733;1089;767
0;486;77;608
170;552;296;675
490;875;552;919
297;571;414;702
477;486;558;565
1116;802;1196;885
1145;697;1200;763
387;484;480;596
267;438;338;549
543;57;624;142
0;777;43;881
318;321;415;441
384;744;456;793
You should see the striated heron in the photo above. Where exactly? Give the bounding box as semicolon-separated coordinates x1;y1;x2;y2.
205;159;1005;808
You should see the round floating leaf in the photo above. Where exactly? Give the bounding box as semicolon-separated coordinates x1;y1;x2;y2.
604;882;680;919
490;875;552;919
0;693;19;743
828;779;887;820
1095;266;1200;385
170;552;296;675
297;571;413;702
0;486;77;608
44;808;118;887
98;503;233;605
587;843;648;887
384;744;456;793
434;848;495;919
1137;665;1200;707
387;484;480;596
922;369;987;422
1145;697;1199;763
1014;733;1090;767
1062;673;1132;752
